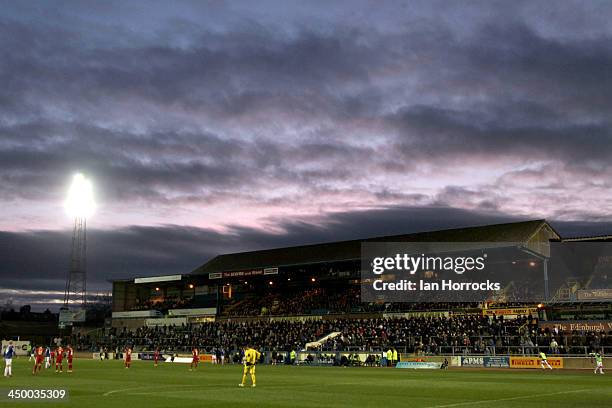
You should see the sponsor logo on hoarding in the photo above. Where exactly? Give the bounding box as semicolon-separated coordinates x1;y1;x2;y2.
510;357;563;368
484;356;510;368
576;289;612;301
396;361;442;369
167;308;216;317
263;267;279;275
223;269;263;278
138;352;155;361
482;308;538;317
461;356;484;367
199;354;213;362
539;320;612;333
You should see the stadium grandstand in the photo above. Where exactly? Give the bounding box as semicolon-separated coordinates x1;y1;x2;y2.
98;219;612;364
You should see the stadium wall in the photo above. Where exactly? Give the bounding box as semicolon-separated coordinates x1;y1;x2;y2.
79;348;608;370
544;357;608;370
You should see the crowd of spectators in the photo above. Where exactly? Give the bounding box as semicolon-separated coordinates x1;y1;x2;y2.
131;296;193;312
526;325;612;355
102;278;612;358
134;285;543;318
220;287;499;316
103;320;323;352
95;275;612;361
91;313;611;356
319;315;534;353
222;287;365;316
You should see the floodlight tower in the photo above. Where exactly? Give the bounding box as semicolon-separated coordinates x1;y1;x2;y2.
63;173;95;309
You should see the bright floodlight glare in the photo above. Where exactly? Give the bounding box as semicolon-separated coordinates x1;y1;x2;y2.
65;173;95;218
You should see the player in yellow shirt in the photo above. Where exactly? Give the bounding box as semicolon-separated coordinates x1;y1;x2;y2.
239;344;261;388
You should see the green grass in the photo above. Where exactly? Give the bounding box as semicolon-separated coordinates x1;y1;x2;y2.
1;359;611;407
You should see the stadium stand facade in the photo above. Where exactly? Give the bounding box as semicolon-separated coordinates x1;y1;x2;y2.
100;220;612;360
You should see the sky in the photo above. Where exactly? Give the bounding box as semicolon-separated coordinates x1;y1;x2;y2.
2;1;612;310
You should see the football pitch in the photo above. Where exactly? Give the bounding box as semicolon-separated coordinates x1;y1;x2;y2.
1;359;611;407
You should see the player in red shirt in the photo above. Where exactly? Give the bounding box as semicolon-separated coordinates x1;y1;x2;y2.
154;348;160;368
32;346;44;375
55;346;64;373
124;347;132;369
66;345;74;373
189;347;199;371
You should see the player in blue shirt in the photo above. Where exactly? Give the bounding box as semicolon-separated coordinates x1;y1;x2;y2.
44;346;51;369
3;341;16;377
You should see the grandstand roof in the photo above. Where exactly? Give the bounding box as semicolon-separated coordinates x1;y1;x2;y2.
562;235;612;242
191;219;558;275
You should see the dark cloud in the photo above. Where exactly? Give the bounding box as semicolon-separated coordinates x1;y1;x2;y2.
2;1;612;309
389;105;612;164
0;206;513;303
2;6;612;214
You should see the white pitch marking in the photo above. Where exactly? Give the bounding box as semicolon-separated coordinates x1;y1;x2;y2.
103;384;198;397
424;388;590;408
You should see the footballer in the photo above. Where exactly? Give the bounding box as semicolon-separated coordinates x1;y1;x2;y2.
32;345;44;375
67;344;74;373
190;346;199;371
55;345;64;373
3;341;16;377
44;346;51;369
154;347;160;367
539;351;553;370
590;352;605;375
124;346;132;369
239;344;261;388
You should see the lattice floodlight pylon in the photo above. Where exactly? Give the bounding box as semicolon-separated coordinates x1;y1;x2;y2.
64;217;87;307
